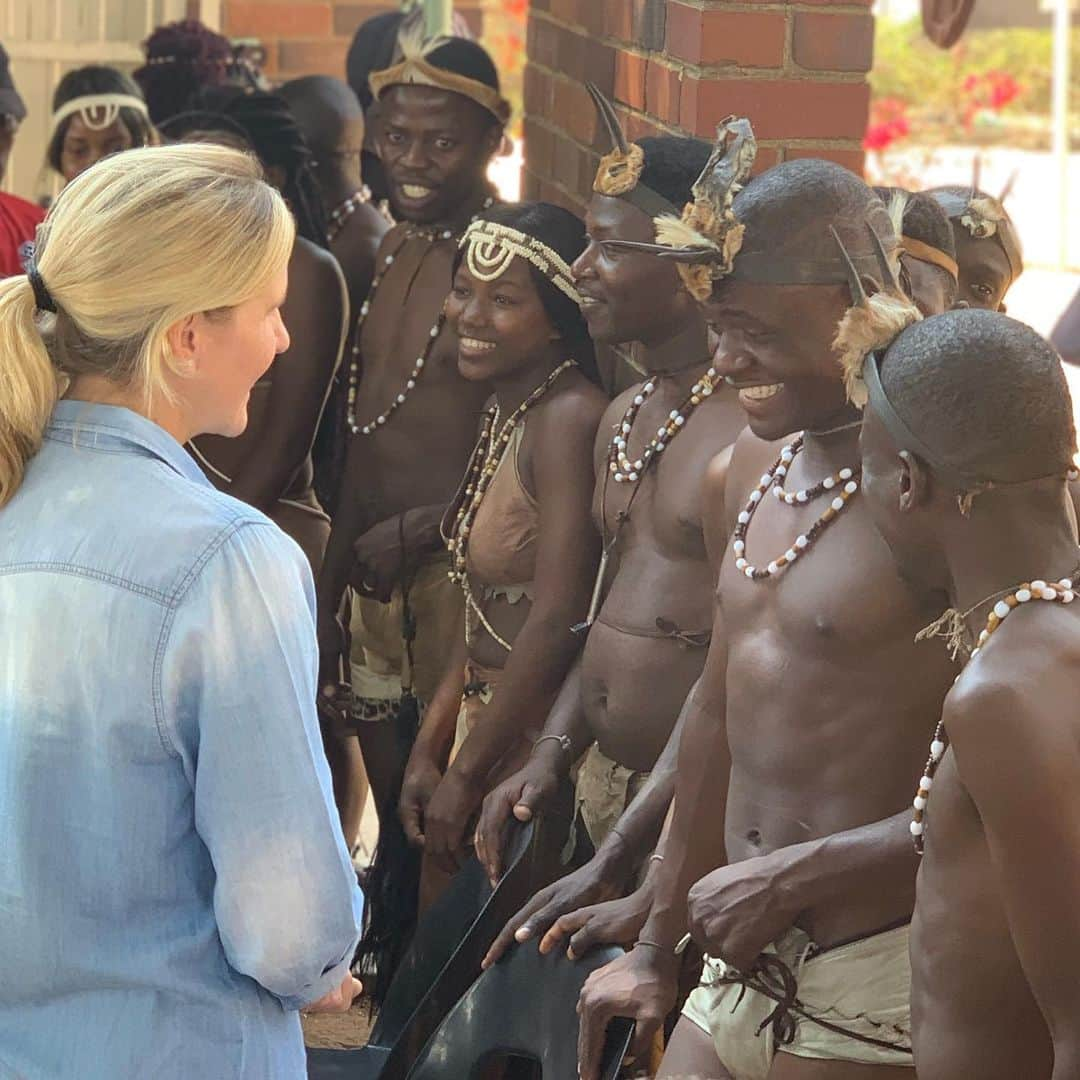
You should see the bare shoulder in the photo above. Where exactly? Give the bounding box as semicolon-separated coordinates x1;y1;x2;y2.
291;236;345;294
534;374;609;446
948;604;1080;750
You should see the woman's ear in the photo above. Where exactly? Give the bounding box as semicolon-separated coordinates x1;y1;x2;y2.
165;313;200;373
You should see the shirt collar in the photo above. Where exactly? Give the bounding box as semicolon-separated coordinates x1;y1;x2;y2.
47;400;212;488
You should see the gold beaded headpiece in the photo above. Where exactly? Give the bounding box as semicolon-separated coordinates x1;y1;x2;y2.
460;220;583;305
369;13;511;126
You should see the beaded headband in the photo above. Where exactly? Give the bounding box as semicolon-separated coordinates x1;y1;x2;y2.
369;16;510;125
585;82;679;220
460;220;582;305
50;93;149;137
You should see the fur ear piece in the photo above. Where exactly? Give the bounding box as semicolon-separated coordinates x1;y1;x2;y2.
832;290;923;407
961;195;1006;240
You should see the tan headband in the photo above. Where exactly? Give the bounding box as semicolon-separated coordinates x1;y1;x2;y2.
369;57;510;125
900;235;959;282
50;93;149;137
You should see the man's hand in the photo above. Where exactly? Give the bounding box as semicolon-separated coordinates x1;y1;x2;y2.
577;945;680;1080
482;853;628;969
305;973;363;1015
422;767;485;874
398;742;445;847
543;878;653;960
317;611;350;715
686;849;804;972
349;518;405;603
474;757;562;885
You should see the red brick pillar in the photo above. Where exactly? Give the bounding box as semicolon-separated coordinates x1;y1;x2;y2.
523;0;873;213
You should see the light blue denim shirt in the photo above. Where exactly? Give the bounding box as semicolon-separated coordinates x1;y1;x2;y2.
0;402;363;1079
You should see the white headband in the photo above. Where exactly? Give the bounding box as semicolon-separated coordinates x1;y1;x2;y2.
460;220;583;305
50;94;149;137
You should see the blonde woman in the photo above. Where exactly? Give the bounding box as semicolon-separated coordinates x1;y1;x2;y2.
0;145;362;1078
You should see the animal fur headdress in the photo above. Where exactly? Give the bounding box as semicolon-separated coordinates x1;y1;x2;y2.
831;223;922;408
368;10;510;125
886;190;959;283
588;113;757;300
586;82;681;219
928;160;1022;282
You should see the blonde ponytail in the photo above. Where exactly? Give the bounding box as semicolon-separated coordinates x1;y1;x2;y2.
0;276;61;507
0;142;295;508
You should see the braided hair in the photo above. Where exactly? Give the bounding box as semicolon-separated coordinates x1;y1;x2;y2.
134;20;233;126
171;87;328;249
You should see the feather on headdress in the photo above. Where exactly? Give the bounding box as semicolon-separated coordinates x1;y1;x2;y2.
368;11;510;124
831;223;922;407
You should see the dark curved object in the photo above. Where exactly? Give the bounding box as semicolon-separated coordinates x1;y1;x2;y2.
405;942;634;1080
308;788;580;1080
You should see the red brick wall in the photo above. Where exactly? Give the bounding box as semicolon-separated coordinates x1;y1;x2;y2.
523;0;873;212
220;1;485;83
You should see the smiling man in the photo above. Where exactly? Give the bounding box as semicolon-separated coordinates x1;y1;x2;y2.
316;21;506;846
572;154;965;1080
476;99;747;970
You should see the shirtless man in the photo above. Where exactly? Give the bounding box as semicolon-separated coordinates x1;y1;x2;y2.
316;27;507;828
926;181;1021;312
476;101;745;956
482;163;962;972
858;310;1080;1080
278;74;390;514
574;157;961;1080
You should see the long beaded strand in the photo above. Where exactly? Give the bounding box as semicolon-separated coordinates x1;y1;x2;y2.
910;574;1076;853
607;366;723;483
346;197;495;437
327;187;371;244
731;438;860;580
447;360;577;651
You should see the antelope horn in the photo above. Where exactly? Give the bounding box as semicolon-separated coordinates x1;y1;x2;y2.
867;223;903;294
999;169;1018;203
970;154;982;203
831;226;868;307
585;81;629;155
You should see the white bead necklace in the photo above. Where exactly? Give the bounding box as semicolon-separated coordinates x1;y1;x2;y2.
607;366;722;483
910;574;1076;853
346;197;495;437
731;437;860;580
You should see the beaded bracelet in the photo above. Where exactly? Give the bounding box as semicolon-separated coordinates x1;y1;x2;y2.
534;733;572;754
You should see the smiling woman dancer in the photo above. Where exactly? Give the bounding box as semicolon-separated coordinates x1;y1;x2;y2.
0;144;362;1078
399;202;608;888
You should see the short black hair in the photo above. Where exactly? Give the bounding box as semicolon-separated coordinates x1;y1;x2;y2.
47;66;154;173
636;136;713;208
879;309;1076;484
346;11;407;112
734;158;891;260
454;201;598;385
278;75;364;157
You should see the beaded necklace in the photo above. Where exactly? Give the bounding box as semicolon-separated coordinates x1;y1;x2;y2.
327;187;371;244
607;365;723;483
731;437;860;580
910;572;1077;853
345;195;496;437
447;359;577;652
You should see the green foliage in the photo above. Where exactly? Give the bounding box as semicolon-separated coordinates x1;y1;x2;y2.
871;17;1080;121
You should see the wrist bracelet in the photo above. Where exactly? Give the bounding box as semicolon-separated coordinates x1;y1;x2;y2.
648;853;665;865
534;733;572;754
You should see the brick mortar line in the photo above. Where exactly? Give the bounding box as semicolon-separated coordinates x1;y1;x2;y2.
687;1;872;12
527;54;869;90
